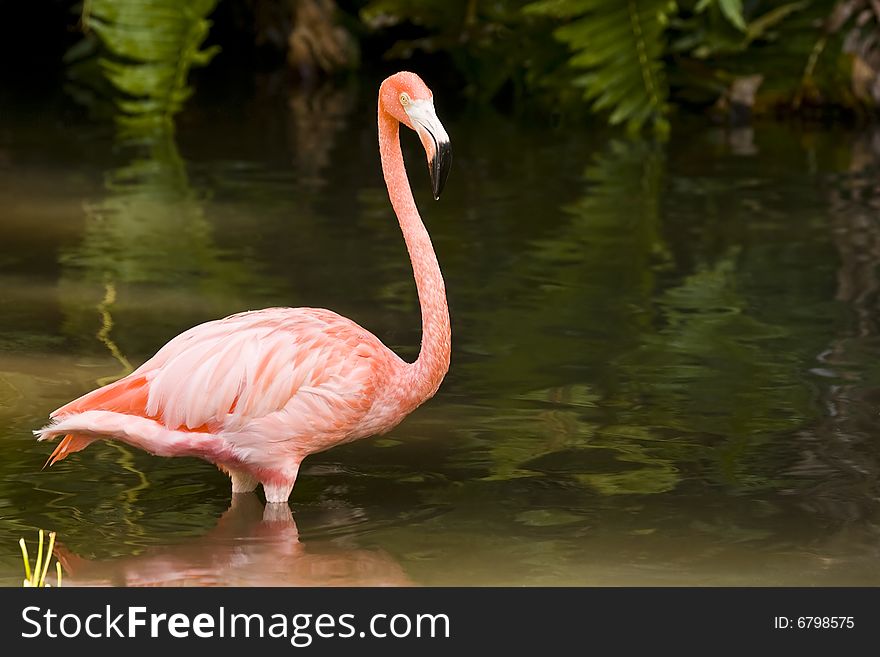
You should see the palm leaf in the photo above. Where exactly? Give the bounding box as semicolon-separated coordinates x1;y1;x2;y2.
66;0;219;133
526;0;675;134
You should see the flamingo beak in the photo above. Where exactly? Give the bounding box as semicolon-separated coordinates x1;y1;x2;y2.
405;99;452;200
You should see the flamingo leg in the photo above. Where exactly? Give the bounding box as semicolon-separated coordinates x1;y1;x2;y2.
230;470;258;494
262;463;300;504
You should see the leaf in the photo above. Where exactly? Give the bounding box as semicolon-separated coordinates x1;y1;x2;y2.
718;0;746;31
746;2;808;42
66;0;219;134
526;0;675;134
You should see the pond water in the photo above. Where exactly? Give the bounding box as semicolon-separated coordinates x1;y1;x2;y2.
2;80;880;586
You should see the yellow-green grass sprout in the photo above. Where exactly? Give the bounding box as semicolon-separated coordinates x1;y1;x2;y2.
19;530;62;587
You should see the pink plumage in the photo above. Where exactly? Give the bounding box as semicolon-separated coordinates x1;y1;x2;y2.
35;72;452;503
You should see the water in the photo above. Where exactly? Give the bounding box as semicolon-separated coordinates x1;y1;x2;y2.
2;83;880;586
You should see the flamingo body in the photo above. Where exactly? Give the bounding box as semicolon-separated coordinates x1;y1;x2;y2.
36;72;452;503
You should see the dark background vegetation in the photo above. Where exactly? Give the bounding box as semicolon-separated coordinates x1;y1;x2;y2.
4;1;880;135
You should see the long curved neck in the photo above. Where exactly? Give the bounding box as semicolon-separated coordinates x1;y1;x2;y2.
378;104;450;403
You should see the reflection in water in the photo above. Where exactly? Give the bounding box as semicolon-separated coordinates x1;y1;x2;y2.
429;138;814;498
56;494;410;586
94;282;134;386
391;127;880;585
453;141;675;490
59;133;267;349
616;252;809;492
287;82;356;187
785;128;880;540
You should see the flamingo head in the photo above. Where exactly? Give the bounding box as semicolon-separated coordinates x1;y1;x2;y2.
380;71;452;200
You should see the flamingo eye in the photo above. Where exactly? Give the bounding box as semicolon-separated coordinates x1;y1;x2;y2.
399;93;411;106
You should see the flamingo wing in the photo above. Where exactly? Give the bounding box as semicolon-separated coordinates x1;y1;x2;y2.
50;308;386;442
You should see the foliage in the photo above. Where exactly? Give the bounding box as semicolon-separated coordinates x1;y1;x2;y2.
669;0;809;59
819;0;880;106
361;0;569;103
668;2;845;111
65;0;220;133
359;1;880;131
525;0;676;135
55;1;880;132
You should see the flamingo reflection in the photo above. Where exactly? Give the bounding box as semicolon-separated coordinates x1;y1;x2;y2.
55;494;411;587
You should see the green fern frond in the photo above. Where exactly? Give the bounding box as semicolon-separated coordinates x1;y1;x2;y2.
527;0;675;134
67;0;219;133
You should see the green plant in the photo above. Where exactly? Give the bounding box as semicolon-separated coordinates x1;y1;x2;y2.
361;0;568;104
362;1;880;129
670;0;808;59
20;530;63;588
526;0;676;135
65;0;220;132
805;0;880;107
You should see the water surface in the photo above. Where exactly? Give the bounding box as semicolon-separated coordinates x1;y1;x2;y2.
2;85;880;585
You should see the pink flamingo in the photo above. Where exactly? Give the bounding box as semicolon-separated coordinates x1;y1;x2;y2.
35;72;452;503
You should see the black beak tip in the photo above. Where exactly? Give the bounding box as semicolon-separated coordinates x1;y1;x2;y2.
430;140;452;201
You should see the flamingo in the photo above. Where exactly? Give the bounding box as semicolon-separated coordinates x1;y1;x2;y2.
35;72;452;504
